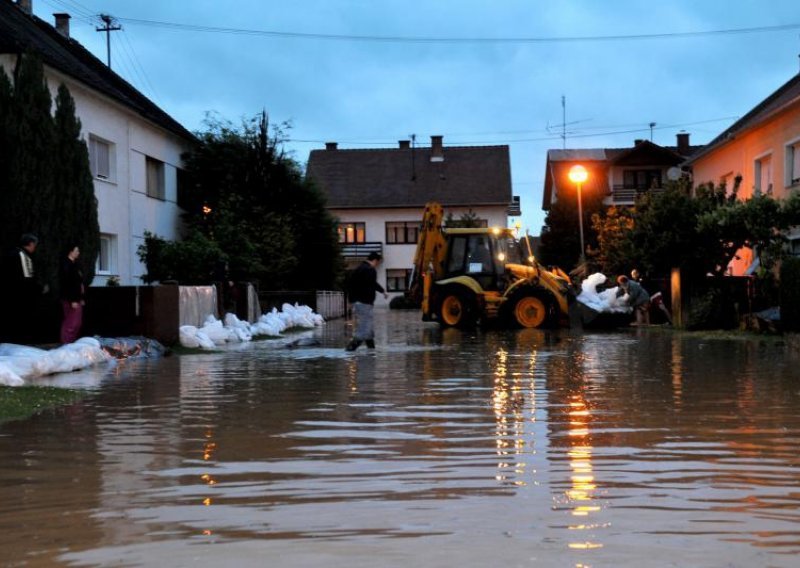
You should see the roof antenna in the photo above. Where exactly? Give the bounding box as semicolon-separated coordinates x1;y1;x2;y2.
96;14;121;68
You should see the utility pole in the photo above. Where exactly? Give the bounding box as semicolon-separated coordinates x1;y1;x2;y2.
96;14;121;69
649;122;656;141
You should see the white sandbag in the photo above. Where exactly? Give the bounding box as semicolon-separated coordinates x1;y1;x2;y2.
199;319;230;345
0;362;24;386
577;273;631;314
179;325;201;349
195;330;215;350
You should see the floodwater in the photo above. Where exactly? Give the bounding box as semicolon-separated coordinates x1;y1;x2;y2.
1;312;800;567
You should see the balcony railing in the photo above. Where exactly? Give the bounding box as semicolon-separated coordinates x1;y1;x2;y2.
340;241;383;258
611;185;665;204
507;195;522;216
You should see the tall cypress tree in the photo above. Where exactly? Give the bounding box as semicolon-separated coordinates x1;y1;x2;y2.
53;83;99;290
5;54;56;286
0;67;13;248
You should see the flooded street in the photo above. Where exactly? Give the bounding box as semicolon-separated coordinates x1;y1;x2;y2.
2;310;800;567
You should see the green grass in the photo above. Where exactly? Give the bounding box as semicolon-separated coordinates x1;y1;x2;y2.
0;386;86;423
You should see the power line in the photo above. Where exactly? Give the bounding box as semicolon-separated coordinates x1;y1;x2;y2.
115;17;800;44
288;116;739;146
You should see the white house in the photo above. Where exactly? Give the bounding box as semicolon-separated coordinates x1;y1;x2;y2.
0;0;195;285
307;136;520;306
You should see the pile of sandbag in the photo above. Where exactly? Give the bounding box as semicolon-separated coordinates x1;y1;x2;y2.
0;338;111;387
576;273;631;313
179;303;325;349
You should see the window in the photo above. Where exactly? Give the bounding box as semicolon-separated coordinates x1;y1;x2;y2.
386;269;412;292
754;154;772;195
720;171;736;197
89;135;115;181
623;169;662;190
146;156;166;200
786;141;800;188
386;221;421;244
337;222;365;243
791;238;800;257
96;233;117;275
446;236;467;273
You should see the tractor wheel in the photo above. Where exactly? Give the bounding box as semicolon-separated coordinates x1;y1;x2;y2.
437;289;477;328
511;295;550;329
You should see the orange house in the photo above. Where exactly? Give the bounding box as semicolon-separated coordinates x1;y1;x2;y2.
687;73;800;275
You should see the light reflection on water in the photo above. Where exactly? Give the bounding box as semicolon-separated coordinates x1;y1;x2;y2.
1;312;799;566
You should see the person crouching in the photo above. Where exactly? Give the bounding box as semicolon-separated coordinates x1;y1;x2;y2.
616;275;650;325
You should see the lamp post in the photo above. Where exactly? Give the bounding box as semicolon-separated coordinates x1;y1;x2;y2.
568;164;588;264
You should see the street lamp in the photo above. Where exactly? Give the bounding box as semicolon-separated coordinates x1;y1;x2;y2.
568;164;588;264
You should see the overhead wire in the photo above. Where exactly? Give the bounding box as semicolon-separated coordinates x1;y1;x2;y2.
114;17;800;44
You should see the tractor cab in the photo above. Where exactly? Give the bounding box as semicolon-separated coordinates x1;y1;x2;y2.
441;228;522;291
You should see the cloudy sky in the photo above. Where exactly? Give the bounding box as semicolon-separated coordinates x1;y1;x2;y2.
32;0;800;232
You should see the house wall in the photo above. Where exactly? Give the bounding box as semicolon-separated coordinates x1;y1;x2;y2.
332;205;508;307
692;104;800;200
0;55;189;286
691;102;800;275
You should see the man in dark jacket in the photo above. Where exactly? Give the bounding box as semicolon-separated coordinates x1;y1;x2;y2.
346;252;387;351
1;234;43;343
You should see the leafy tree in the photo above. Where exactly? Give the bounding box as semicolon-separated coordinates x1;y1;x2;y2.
141;111;343;290
444;209;483;228
539;180;606;270
590;205;636;276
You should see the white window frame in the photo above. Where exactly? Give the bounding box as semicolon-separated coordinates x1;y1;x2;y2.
96;233;117;275
146;156;166;200
88;135;116;182
753;151;772;196
785;137;800;189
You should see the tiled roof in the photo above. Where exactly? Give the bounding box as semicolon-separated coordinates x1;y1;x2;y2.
688;73;800;164
0;0;195;142
542;140;703;209
307;144;512;209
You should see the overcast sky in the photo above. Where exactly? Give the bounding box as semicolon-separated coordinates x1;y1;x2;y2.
32;0;800;233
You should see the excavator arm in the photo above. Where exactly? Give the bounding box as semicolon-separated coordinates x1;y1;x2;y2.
407;202;447;313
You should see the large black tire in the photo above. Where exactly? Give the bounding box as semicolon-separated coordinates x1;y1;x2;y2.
436;288;477;328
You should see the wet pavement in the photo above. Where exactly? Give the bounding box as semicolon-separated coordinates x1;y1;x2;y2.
1;310;800;567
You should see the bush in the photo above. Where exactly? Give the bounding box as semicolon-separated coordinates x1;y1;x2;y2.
780;257;800;332
687;287;738;331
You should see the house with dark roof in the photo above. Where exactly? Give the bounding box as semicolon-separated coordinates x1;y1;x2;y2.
687;72;800;275
307;135;519;305
1;0;196;285
542;134;700;213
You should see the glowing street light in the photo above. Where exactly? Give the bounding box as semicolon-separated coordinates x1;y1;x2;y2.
568;164;588;263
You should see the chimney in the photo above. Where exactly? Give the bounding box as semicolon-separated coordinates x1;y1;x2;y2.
398;140;410;149
325;142;338;151
676;132;690;155
54;13;71;38
17;0;32;15
430;135;444;162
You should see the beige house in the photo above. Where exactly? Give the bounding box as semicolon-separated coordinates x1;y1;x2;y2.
307;136;520;306
687;73;800;275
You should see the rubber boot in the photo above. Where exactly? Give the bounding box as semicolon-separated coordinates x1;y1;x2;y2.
365;339;375;349
345;339;362;351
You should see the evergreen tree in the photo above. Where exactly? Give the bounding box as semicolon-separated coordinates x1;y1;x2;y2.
53;83;100;289
2;54;56;286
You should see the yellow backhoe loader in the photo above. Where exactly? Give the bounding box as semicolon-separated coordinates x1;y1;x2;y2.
407;202;574;328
